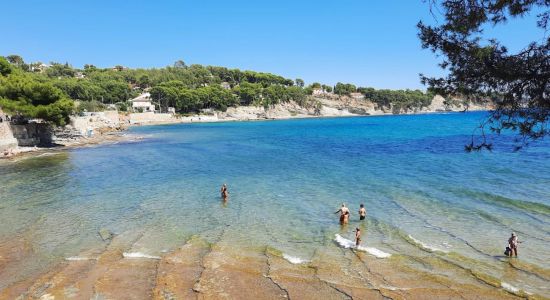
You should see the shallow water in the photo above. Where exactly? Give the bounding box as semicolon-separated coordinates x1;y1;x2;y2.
0;112;549;297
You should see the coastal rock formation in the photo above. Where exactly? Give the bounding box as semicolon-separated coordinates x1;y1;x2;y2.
1;108;53;157
212;94;491;122
0;233;528;299
0;121;18;155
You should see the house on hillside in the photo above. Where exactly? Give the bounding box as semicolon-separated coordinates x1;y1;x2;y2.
112;65;128;71
312;88;326;96
30;63;51;73
129;93;156;112
220;82;231;90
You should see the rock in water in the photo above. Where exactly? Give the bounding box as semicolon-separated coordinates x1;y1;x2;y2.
98;228;113;241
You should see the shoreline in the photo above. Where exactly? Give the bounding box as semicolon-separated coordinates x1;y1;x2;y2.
1;109;487;161
131;108;487;126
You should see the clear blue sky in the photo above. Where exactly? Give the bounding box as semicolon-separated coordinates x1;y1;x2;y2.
1;1;546;89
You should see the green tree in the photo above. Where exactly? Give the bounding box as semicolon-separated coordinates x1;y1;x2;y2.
137;74;151;88
0;72;74;125
419;0;550;150
46;62;75;78
334;82;356;95
6;55;24;67
234;82;262;105
174;60;187;69
295;78;304;87
322;84;332;93
84;64;97;71
0;57;13;76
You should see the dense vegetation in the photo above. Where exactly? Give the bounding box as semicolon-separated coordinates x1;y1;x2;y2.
361;88;433;113
0;55;435;125
0;57;73;125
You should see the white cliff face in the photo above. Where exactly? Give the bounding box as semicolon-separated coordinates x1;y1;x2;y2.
0;108;18;155
0;122;18;154
428;95;450;112
213;94;491;122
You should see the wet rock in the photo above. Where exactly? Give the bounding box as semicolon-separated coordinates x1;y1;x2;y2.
98;228;113;241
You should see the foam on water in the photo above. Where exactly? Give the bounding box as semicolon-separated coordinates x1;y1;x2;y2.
407;234;449;253
65;256;97;261
122;252;161;260
334;234;392;258
282;253;308;264
501;282;520;293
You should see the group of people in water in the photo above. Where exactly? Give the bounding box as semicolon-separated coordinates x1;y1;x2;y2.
335;203;366;246
219;184;521;255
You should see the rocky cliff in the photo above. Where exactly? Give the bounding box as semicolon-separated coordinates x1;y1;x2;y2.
213;94;492;121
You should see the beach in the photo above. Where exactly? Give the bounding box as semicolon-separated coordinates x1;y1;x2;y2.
0;112;548;299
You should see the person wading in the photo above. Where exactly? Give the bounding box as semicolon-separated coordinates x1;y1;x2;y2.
507;232;520;257
220;184;229;201
355;227;361;247
335;203;350;225
359;203;366;221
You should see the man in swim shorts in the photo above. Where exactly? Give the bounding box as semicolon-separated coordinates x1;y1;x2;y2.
359;203;366;220
355;227;361;246
335;203;350;224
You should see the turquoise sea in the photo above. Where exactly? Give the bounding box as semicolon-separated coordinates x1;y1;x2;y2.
1;112;549;296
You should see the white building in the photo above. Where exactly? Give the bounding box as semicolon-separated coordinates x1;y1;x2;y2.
129;93;156;112
30;63;51;73
312;88;326;96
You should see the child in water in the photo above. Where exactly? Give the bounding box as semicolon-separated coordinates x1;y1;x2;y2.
355;228;361;246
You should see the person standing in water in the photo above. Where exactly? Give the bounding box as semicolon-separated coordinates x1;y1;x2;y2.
220;184;229;200
359;204;366;221
508;232;519;257
355;228;361;246
335;203;350;224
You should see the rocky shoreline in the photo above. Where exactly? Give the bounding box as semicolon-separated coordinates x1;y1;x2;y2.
0;95;491;160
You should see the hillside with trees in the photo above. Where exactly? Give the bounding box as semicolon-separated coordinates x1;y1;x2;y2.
0;55;440;125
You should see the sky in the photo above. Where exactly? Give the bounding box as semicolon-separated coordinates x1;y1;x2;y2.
1;0;546;89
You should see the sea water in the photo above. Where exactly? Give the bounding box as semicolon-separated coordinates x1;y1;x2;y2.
0;112;549;295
